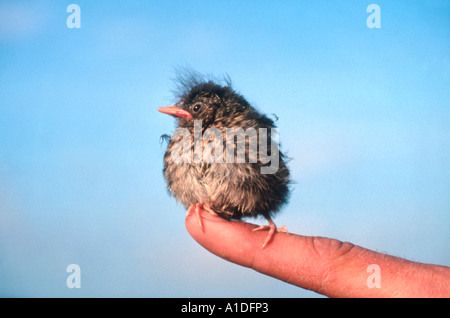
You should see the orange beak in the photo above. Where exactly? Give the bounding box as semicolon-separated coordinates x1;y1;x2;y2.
157;105;194;120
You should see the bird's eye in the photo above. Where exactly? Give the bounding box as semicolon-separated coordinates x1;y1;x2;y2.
193;104;201;112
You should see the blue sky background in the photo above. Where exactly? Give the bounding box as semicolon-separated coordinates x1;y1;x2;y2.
0;0;449;297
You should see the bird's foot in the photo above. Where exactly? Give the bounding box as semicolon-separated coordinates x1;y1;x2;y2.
202;204;217;216
253;218;288;248
186;203;217;232
187;203;204;231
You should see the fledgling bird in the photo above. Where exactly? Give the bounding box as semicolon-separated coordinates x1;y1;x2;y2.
158;71;290;248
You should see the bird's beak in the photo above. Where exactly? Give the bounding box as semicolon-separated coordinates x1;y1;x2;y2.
157;105;194;120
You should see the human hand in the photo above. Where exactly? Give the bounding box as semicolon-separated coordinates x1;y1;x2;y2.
185;208;450;298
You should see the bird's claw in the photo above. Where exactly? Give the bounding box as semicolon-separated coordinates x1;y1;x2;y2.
187;203;204;231
253;219;288;248
186;203;217;232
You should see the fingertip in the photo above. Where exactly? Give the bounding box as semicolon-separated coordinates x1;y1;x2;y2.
185;211;352;295
185;208;225;235
185;209;258;268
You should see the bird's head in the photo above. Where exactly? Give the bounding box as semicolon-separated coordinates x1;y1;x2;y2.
158;73;252;130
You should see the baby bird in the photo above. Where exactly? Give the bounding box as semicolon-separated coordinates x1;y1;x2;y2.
158;72;290;247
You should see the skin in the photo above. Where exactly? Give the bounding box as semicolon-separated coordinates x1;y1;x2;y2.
185;208;450;298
